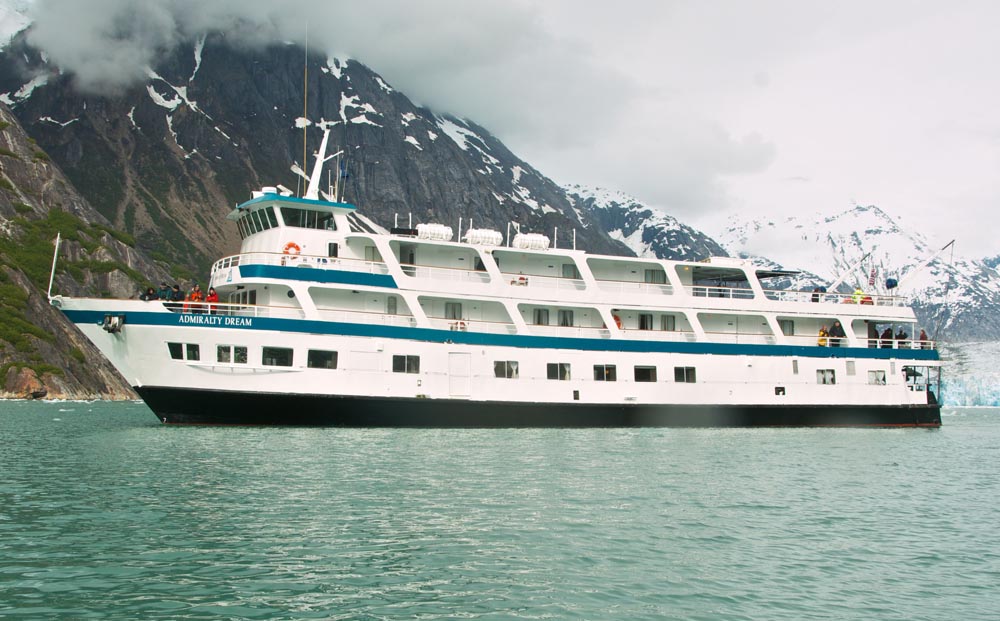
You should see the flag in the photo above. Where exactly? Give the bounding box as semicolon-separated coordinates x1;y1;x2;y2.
868;267;877;287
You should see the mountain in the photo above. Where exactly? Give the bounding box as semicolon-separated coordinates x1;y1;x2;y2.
716;204;1000;341
0;31;632;280
565;185;728;261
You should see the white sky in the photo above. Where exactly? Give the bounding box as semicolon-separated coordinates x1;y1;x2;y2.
20;0;1000;258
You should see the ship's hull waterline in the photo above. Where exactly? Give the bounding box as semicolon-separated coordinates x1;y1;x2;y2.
137;387;942;428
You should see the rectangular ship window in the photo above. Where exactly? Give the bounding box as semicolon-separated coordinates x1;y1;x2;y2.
445;302;463;320
674;366;696;383
234;346;247;364
308;350;338;369
533;308;549;325
547;363;571;381
634;366;657;382
167;342;183;360
817;369;836;385
392;355;420;374
186;344;200;361
661;315;676;331
639;313;654;330
846;361;856;376
262;346;293;367
868;370;887;385
494;361;519;379
558;309;574;327
593;364;617;381
779;319;794;336
217;345;231;363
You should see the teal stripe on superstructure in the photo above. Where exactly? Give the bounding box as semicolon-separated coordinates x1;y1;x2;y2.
236;193;356;211
238;265;397;288
62;309;941;361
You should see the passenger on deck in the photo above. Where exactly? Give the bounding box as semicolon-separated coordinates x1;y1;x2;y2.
867;321;879;348
168;284;184;311
188;283;206;313
919;329;930;349
206;287;219;315
818;325;829;347
880;327;893;348
157;282;170;300
895;328;909;349
828;320;846;347
139;286;157;301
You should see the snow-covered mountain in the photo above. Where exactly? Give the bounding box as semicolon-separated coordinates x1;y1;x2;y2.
717;205;1000;341
565;185;727;261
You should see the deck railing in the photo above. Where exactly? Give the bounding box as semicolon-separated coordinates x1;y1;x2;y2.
762;288;909;307
425;317;518;335
400;263;492;285
684;285;756;299
211;252;390;278
502;272;587;292
596;280;674;296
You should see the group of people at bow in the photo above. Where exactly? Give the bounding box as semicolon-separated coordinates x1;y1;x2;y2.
139;282;219;314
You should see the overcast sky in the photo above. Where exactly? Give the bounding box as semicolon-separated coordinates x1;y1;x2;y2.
20;0;1000;257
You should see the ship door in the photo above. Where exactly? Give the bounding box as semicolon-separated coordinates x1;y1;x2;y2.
448;352;471;397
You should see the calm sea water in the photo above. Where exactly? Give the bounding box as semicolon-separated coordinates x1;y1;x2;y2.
1;402;998;621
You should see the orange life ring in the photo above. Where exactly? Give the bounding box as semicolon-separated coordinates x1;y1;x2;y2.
613;314;622;329
282;242;301;255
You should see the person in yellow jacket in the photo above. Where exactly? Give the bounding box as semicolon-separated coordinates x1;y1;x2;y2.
852;288;863;303
818;325;829;347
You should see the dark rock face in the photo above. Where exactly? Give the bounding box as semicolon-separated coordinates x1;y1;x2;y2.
566;185;728;261
0;33;633;276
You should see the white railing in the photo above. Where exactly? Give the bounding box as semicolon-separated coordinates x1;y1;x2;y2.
211;252;390;278
762;289;909;307
784;334;936;350
700;332;777;345
684;285;756;299
596;280;674;296
617;329;698;343
315;308;417;328
503;272;587;292
426;318;518;335
164;301;307;320
527;325;612;339
400;263;492;285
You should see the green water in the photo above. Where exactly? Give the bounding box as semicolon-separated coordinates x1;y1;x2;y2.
1;402;998;620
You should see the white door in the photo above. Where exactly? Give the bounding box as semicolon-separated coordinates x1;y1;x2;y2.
448;352;471;397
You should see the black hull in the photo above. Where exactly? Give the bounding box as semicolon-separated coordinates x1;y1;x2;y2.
135;387;942;428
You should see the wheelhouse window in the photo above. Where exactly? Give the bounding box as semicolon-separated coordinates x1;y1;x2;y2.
817;369;836;385
217;345;247;364
547;363;571;381
281;207;336;230
674;366;696;383
593;364;617;381
393;355;420;374
262;346;293;367
494;361;519;379
634;366;657;382
308;350;338;369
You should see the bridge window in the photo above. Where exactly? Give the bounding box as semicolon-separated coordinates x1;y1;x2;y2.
281;207;336;231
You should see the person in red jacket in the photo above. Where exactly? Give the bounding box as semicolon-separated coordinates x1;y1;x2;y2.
188;283;206;314
206;287;219;315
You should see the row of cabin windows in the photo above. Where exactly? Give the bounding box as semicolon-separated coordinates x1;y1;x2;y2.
236;206;338;240
529;309;678;330
168;344;888;387
167;343;337;369
493;362;689;383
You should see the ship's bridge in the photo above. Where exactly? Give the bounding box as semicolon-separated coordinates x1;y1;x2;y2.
227;189;356;256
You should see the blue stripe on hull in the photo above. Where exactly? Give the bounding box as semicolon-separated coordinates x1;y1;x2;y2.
63;308;940;361
136;386;943;428
238;264;397;288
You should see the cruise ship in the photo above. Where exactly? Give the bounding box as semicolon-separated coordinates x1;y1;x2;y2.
50;131;942;426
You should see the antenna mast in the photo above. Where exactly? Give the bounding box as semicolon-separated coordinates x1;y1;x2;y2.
301;27;309;197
